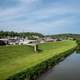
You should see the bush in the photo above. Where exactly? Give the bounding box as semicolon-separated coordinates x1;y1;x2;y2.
0;40;6;45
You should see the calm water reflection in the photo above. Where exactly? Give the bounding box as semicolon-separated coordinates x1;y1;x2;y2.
39;50;80;80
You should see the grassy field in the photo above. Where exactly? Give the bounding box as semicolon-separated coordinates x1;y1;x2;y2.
0;40;77;80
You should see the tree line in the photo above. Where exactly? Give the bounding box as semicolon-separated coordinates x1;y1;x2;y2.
0;31;44;39
46;33;80;40
0;31;80;40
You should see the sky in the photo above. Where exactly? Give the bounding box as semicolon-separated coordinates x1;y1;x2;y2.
0;0;80;34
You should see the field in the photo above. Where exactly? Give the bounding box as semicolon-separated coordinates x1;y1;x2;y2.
0;40;77;80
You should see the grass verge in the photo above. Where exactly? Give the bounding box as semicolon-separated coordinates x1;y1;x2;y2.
0;40;77;80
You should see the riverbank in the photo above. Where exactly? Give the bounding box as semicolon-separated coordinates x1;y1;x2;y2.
38;49;80;80
0;40;77;80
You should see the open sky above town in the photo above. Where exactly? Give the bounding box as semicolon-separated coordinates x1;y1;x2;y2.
0;0;80;34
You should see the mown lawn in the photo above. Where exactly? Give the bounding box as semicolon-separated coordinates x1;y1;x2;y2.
0;40;77;80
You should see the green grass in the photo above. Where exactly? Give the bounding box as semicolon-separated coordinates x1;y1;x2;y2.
0;40;77;80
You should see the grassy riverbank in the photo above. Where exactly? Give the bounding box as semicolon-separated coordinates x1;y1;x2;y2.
0;40;77;80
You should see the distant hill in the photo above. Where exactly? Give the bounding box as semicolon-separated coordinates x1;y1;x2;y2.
46;34;80;40
0;31;80;40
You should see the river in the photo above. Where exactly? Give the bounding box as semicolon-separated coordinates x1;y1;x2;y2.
38;49;80;80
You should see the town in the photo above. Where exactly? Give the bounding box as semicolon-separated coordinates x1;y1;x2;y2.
0;32;61;46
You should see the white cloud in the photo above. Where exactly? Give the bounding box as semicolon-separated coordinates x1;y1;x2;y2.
0;0;80;34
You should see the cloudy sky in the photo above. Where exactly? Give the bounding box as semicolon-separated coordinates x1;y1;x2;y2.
0;0;80;34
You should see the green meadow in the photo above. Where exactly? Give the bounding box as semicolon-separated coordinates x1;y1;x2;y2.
0;40;77;80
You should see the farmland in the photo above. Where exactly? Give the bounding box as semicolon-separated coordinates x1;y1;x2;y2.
0;40;77;80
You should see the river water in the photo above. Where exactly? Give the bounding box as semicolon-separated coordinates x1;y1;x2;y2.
38;50;80;80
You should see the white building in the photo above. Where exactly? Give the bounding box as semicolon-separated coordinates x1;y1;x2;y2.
19;40;37;45
44;37;57;42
